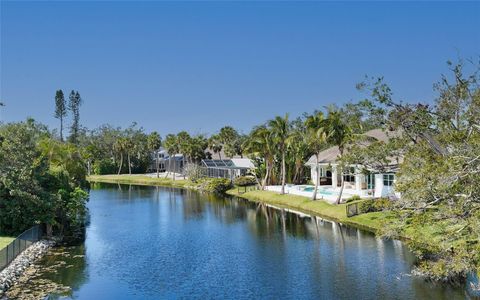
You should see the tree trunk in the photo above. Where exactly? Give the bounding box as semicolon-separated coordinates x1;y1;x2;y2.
262;159;270;190
172;158;176;181
336;149;345;204
336;178;345;205
46;223;53;238
118;153;123;175
312;154;320;200
156;150;160;178
87;160;91;176
182;155;186;179
281;149;286;194
60;117;63;142
128;153;132;175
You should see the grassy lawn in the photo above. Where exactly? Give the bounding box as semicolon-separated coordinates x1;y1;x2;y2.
0;237;14;250
87;174;187;188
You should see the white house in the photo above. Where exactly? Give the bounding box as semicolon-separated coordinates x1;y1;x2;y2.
305;129;402;199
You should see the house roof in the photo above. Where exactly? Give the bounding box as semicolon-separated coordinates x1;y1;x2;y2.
306;129;401;165
231;158;255;169
206;148;242;160
201;158;254;169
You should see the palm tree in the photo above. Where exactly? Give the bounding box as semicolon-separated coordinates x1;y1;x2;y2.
325;110;352;204
268;114;290;194
163;134;178;180
177;131;191;178
305;112;328;200
113;138;126;175
147;132;162;178
124;137;134;175
244;125;275;189
208;134;223;159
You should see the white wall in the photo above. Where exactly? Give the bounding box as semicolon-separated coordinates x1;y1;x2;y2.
374;174;397;198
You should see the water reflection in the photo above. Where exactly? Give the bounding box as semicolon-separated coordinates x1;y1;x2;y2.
14;184;472;299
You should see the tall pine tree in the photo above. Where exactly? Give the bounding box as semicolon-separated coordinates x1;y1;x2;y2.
68;90;82;144
54;90;67;141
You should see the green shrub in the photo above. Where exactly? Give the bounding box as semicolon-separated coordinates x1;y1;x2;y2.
93;159;117;175
234;176;257;187
346;195;362;203
373;198;394;211
358;198;393;213
202;178;233;194
184;163;205;182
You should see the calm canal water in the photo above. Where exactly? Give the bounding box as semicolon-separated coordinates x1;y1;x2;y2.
14;183;475;299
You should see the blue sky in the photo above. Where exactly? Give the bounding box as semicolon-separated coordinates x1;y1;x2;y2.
1;1;479;135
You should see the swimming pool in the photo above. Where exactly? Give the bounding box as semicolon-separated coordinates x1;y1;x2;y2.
301;186;334;195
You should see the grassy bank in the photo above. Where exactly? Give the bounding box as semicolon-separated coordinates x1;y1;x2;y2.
0;237;14;250
226;189;393;233
87;174;188;188
87;175;423;237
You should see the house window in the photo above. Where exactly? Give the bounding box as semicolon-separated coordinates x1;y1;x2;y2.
343;167;355;183
320;168;326;177
383;174;395;186
365;173;375;189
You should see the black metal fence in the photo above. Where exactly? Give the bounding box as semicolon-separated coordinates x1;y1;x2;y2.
0;225;43;271
237;184;260;194
346;202;359;217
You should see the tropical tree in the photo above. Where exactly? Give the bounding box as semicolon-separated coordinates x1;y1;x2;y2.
358;60;480;280
268;114;290;194
188;135;208;163
124;137;134;175
304;111;328;200
176;131;192;178
324;110;352;204
147;132;162;178
218;126;242;158
244;125;275;189
0;119;88;237
208;134;223;159
113;138;126;175
54;90;67;141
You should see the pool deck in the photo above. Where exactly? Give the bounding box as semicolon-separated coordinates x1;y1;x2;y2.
265;185;358;203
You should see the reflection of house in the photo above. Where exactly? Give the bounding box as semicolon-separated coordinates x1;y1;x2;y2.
305;129;401;198
201;158;255;180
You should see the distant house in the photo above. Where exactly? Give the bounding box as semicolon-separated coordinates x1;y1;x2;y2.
305;129;402;198
148;148;185;174
148;147;254;178
200;158;255;180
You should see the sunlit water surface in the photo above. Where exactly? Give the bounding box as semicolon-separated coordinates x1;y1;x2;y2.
15;183;476;299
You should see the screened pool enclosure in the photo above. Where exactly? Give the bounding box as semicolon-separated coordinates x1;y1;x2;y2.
201;159;250;179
